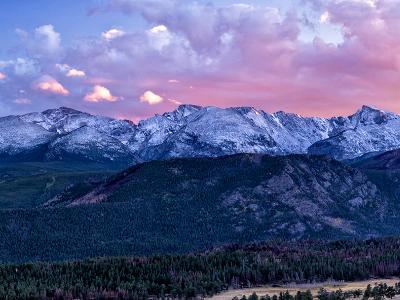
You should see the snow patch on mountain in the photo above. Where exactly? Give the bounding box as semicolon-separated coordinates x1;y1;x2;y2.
0;116;56;155
46;126;136;163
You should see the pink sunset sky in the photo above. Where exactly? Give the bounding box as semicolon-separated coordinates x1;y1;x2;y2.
0;0;399;121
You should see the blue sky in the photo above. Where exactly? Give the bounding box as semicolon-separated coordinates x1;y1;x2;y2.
0;1;137;57
0;0;342;57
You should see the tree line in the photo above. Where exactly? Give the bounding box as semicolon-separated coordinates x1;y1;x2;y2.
2;238;400;299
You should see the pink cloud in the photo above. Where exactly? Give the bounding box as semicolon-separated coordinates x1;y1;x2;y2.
168;98;182;105
0;72;6;80
140;91;164;105
84;85;118;102
33;75;69;96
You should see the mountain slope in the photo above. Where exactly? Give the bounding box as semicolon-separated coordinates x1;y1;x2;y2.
0;161;117;210
20;107;134;138
349;149;400;170
46;126;135;163
5;107;137;164
0;116;56;160
1;153;395;263
346;149;400;223
67;154;387;236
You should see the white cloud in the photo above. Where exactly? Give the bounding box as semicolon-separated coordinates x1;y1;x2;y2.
168;79;179;83
55;63;70;73
34;24;61;54
56;64;85;77
140;90;164;105
149;25;168;34
33;75;69;96
14;58;39;76
320;11;330;24
102;28;126;41
67;69;86;77
147;25;172;50
84;85;118;102
14;98;31;105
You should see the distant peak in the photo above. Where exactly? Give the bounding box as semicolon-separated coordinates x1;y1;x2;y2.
274;110;297;116
354;105;387;117
351;105;393;125
231;106;258;113
44;106;80;113
42;107;86;116
176;104;202;111
360;105;381;113
163;104;203;121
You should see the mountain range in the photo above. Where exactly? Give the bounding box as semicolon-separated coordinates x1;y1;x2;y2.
2;105;400;164
2;105;400;262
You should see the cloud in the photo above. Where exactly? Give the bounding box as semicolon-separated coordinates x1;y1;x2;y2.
168;98;182;105
149;25;168;34
84;85;118;102
14;98;31;105
0;72;6;80
33;75;69;96
55;64;70;73
140;91;164;105
147;25;172;50
56;64;85;77
67;69;86;77
320;11;330;23
13;58;39;76
34;25;61;55
102;28;126;41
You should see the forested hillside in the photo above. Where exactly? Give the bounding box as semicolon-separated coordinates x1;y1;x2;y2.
1;154;398;263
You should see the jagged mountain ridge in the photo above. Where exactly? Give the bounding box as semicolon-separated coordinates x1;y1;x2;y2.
309;106;400;159
349;149;400;170
1;105;400;163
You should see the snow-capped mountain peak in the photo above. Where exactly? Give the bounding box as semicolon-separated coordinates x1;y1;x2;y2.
2;105;400;163
350;105;396;126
